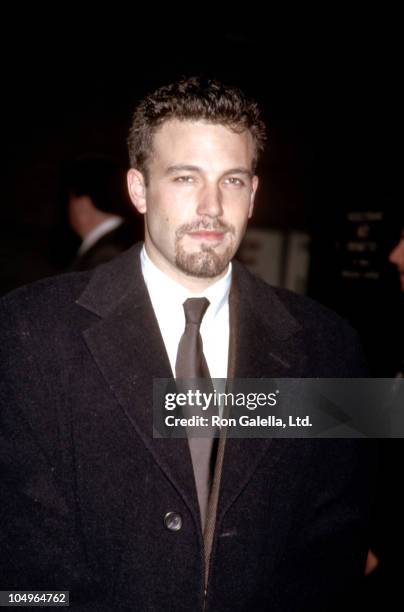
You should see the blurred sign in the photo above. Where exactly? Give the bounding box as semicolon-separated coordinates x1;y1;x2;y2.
338;210;383;280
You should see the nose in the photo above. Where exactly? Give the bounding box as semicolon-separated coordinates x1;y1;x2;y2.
196;183;223;218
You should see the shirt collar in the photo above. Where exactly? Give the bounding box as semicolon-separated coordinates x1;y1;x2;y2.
78;216;124;256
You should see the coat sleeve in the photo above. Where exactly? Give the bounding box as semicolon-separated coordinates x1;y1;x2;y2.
0;296;109;610
272;439;376;611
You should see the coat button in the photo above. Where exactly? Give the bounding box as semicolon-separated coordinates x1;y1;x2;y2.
164;511;183;532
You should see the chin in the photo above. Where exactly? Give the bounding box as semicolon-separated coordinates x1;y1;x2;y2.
175;247;232;279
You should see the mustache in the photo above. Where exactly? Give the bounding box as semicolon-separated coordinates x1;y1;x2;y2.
176;219;235;239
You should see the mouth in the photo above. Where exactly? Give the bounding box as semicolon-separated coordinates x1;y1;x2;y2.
187;230;226;241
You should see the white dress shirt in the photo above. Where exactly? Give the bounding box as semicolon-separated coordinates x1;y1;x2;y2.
140;246;231;379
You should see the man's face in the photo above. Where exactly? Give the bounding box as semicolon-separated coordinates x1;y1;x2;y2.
389;230;404;292
128;120;258;286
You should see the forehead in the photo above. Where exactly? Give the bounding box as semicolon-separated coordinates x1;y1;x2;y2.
150;119;255;170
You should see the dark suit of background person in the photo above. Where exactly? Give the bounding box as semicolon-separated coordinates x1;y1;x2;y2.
69;219;140;271
0;242;374;611
64;155;142;271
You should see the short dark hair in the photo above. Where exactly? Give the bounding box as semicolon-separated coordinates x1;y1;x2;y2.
127;76;267;179
64;155;132;217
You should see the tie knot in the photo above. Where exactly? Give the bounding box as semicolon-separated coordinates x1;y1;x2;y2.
183;297;210;326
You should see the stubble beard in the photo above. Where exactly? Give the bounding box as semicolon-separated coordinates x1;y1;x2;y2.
174;221;237;278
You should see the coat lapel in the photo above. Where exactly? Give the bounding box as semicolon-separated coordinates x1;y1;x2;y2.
229;261;307;379
76;244;200;521
217;261;308;522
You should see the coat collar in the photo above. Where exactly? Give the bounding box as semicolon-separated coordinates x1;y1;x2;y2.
229;259;305;379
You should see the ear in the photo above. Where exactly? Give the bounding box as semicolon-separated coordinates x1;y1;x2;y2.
248;176;259;219
127;169;147;214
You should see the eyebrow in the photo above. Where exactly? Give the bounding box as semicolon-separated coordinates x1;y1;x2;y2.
165;164;253;178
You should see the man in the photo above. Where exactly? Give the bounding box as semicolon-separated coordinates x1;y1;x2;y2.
1;77;374;611
65;156;141;271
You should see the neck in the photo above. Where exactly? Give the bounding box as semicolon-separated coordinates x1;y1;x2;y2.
80;213;115;240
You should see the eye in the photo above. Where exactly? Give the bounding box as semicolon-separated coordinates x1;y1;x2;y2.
174;176;195;183
224;177;245;187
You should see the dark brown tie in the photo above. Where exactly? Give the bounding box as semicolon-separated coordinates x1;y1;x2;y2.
175;298;210;378
175;298;218;530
